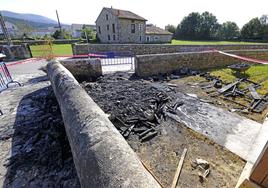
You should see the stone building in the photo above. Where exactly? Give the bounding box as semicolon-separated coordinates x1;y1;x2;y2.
95;7;147;43
145;24;173;43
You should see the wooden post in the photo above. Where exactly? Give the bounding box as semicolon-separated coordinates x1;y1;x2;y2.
171;148;187;188
249;141;268;187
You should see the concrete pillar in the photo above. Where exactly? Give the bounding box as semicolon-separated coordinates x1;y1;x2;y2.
47;61;161;188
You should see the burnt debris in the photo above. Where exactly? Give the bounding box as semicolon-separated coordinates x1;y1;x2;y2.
200;70;268;114
82;72;184;142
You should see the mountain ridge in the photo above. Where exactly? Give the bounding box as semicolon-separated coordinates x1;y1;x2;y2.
1;10;58;24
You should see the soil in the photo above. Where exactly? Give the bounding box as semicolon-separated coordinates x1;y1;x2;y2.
81;72;246;188
169;76;268;123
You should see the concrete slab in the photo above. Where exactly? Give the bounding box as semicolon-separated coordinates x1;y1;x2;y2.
153;83;265;161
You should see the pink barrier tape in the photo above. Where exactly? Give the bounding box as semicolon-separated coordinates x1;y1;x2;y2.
217;50;268;65
6;58;44;67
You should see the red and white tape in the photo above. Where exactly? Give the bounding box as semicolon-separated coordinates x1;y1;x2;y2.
217;50;268;65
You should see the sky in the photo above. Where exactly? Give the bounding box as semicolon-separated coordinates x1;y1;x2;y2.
1;0;268;29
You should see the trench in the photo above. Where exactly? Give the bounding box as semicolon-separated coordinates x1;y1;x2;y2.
80;72;246;188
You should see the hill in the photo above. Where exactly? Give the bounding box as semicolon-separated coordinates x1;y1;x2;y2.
3;16;58;32
1;10;57;24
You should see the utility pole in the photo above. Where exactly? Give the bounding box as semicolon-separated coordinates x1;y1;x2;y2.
0;12;12;46
56;10;62;32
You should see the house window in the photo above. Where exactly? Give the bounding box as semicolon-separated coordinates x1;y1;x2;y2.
107;25;109;31
139;24;142;31
146;36;150;42
112;24;115;33
108;35;110;40
113;35;116;40
131;24;135;33
98;26;101;34
140;36;142;41
106;14;108;20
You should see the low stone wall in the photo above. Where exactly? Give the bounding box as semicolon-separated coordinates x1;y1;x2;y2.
135;50;268;77
0;44;32;61
59;58;102;81
47;61;161;188
0;39;87;45
72;43;268;55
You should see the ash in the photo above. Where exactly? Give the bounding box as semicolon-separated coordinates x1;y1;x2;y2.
82;72;177;142
2;86;80;188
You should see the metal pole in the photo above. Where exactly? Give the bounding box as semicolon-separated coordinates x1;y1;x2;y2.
0;12;12;46
56;10;62;32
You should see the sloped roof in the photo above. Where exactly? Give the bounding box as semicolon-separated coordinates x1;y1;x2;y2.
146;25;173;35
104;7;147;21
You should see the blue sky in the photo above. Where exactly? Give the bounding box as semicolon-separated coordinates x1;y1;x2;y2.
1;0;267;28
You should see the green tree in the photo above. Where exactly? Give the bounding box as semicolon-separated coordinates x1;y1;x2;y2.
199;12;219;39
217;21;240;40
241;18;263;40
52;29;71;39
175;12;219;40
260;15;268;40
165;24;176;35
81;25;96;41
175;12;202;40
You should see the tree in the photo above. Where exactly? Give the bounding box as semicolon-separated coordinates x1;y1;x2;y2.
260;15;268;40
260;15;268;25
241;18;263;40
165;24;176;35
199;12;219;39
175;12;202;40
175;12;219;40
52;29;71;39
81;25;96;41
217;21;240;40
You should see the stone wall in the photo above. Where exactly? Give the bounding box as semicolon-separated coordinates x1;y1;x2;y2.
145;34;173;43
72;43;268;55
0;44;32;61
0;39;86;46
135;50;268;77
59;58;102;81
47;61;161;188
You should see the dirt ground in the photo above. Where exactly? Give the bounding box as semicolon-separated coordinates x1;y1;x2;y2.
129;119;245;188
168;75;268;123
82;73;246;188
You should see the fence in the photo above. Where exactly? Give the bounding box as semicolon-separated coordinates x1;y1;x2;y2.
0;61;21;92
86;51;135;73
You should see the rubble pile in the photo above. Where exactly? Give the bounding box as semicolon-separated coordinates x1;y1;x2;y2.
3;87;80;187
199;71;268;114
82;73;179;142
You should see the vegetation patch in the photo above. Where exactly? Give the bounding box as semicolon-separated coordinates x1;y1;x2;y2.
30;44;72;58
210;65;268;95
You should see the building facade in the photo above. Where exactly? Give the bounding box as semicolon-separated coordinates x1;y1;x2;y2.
145;24;173;43
96;8;147;43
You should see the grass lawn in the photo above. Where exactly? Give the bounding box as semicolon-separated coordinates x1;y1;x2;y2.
30;44;72;58
210;65;268;95
171;40;266;45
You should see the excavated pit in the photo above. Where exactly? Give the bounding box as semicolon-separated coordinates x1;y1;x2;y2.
81;72;246;188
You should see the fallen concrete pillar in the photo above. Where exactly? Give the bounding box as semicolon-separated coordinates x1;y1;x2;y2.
47;60;161;188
